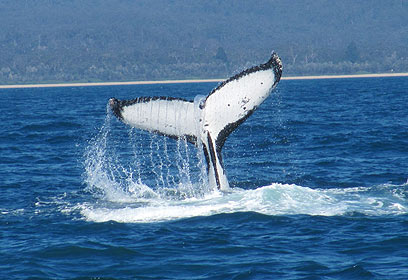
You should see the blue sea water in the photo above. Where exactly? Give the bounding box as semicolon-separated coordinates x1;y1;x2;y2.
1;77;408;279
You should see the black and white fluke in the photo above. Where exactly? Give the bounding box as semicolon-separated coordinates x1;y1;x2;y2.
109;52;282;191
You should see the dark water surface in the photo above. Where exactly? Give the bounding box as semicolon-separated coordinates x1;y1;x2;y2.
1;77;408;279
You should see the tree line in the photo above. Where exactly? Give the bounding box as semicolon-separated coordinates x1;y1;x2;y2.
1;0;407;84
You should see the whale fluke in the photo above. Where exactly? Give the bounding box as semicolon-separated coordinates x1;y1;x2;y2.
109;52;282;191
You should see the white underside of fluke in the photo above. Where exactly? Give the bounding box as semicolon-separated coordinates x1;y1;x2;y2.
203;69;276;138
120;98;197;139
109;53;282;191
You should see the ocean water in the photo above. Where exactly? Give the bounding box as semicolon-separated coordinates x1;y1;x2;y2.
1;77;408;279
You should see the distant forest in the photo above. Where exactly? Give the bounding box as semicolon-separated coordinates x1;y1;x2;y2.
1;0;408;84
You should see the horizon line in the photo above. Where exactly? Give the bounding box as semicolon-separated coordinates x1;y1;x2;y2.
1;72;408;89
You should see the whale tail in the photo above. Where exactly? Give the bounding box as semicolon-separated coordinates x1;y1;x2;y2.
109;52;282;191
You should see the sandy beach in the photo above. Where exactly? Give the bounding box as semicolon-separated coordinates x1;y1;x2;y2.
1;73;407;89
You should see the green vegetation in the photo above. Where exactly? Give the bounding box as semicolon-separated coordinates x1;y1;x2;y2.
1;0;407;84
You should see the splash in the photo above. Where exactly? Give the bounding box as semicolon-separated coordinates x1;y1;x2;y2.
83;105;212;204
81;107;408;223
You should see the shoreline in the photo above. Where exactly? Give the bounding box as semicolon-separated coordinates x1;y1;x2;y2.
1;73;408;89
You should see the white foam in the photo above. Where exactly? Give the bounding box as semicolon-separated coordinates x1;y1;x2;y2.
78;183;408;223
